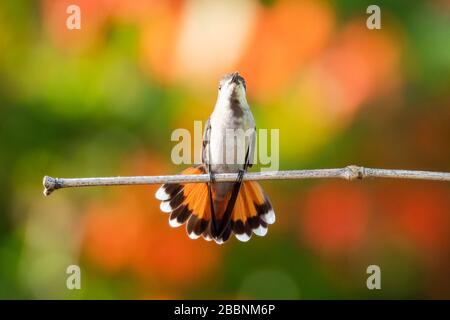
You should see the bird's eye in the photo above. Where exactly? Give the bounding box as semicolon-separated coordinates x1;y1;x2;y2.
218;85;222;90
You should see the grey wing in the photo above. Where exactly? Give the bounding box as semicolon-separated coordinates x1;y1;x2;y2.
246;126;256;169
202;118;211;172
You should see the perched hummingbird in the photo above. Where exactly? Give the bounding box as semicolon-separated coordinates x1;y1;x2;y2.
155;72;275;244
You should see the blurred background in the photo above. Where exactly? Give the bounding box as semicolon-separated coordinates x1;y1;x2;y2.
0;0;449;299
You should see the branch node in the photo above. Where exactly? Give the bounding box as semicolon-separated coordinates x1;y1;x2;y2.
345;165;364;181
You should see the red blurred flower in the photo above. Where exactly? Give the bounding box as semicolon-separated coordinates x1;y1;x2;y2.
378;184;450;258
301;183;370;255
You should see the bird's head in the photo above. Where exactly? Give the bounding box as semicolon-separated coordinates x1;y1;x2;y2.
216;72;248;107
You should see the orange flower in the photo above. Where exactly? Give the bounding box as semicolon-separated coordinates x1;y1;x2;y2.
139;0;183;84
82;152;221;287
237;0;335;99
83;196;147;273
42;0;112;51
314;19;402;120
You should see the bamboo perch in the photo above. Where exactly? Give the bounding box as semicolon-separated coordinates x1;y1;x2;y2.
42;165;450;196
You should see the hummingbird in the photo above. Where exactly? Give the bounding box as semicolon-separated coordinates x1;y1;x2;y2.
155;72;275;244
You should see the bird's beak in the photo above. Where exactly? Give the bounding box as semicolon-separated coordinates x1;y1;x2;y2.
230;72;240;84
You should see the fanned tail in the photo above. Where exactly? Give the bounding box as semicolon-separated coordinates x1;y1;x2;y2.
155;166;275;244
228;180;275;242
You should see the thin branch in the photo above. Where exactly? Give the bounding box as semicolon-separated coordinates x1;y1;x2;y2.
42;165;450;196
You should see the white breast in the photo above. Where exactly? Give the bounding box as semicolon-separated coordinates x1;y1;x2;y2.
209;105;255;173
